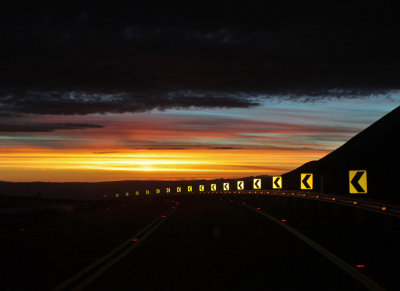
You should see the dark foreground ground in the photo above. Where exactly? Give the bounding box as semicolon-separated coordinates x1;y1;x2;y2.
0;194;399;290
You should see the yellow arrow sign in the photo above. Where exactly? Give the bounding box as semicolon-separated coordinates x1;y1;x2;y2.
145;190;149;195
301;173;313;190
237;181;244;190
125;192;129;197
349;170;367;194
272;176;282;189
135;191;139;196
156;189;160;194
115;193;119;198
199;185;204;191
166;188;171;193
253;178;261;189
211;184;216;191
188;186;192;192
223;182;229;191
177;187;181;193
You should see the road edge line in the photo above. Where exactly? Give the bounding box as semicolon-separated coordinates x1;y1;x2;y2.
239;202;386;291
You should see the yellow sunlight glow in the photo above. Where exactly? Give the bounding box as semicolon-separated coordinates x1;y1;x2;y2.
0;148;328;182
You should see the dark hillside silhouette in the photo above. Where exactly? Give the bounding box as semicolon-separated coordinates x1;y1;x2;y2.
283;106;400;203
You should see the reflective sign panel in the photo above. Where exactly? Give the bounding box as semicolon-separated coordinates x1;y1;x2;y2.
237;181;244;190
211;184;216;191
199;185;204;191
135;191;139;196
272;176;282;189
300;173;313;190
166;187;171;193
223;183;230;191
177;187;181;193
145;190;150;195
349;170;367;194
156;189;160;194
253;178;261;189
188;186;192;192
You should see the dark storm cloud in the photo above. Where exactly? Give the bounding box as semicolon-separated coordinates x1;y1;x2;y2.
0;90;258;116
1;0;399;115
0;122;103;132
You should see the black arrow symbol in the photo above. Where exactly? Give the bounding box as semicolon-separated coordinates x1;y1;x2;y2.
238;181;243;189
224;184;228;190
351;171;365;192
274;177;281;188
302;175;311;189
255;179;260;188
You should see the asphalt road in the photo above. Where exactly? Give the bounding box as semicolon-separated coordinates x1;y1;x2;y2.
1;195;399;290
0;199;172;290
83;198;383;291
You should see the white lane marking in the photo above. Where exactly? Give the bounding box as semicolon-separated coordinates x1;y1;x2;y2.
240;202;386;291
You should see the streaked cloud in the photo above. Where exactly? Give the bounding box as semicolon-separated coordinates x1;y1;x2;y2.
0;90;259;116
0;122;103;132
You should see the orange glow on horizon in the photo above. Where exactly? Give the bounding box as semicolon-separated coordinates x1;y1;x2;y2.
0;147;329;182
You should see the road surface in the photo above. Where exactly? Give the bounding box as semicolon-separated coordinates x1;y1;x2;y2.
1;195;399;290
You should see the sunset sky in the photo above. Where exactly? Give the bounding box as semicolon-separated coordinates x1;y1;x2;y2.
1;97;398;181
1;1;399;181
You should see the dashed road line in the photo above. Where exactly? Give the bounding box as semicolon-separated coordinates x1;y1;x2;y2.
52;206;176;291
